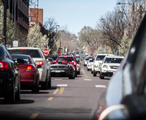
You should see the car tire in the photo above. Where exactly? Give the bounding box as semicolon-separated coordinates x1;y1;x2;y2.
93;71;96;77
15;81;20;102
42;73;49;90
5;80;16;104
69;71;75;79
100;73;104;79
48;75;51;89
32;82;39;93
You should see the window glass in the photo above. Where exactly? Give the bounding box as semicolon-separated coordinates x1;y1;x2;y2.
12;55;31;64
104;58;123;63
8;49;42;58
96;55;105;60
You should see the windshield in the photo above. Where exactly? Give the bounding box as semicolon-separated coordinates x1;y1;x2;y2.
104;58;123;63
96;55;105;60
8;49;42;58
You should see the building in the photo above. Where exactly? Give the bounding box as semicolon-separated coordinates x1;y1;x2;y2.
8;0;29;46
29;8;43;27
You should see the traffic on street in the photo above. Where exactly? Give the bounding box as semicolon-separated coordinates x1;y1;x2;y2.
0;0;146;120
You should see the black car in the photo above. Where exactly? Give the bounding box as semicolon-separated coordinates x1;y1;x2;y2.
0;45;20;103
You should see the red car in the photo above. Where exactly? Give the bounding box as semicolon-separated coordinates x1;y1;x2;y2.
11;54;40;93
55;56;78;76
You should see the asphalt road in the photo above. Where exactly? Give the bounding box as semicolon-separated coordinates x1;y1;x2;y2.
0;64;110;120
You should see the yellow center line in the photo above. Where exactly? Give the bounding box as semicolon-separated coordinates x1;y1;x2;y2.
48;97;54;101
29;112;39;120
58;87;64;95
53;88;59;95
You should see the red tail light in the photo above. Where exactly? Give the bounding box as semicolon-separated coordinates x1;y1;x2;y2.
0;61;9;70
26;65;35;71
73;61;77;65
35;60;44;66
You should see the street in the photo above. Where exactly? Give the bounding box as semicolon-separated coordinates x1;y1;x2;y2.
0;64;109;120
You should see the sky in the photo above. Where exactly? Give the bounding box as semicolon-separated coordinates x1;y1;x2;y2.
39;0;118;35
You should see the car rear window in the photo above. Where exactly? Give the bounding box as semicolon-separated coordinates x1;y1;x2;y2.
104;58;123;63
8;49;43;58
57;57;74;63
96;55;105;60
12;55;31;64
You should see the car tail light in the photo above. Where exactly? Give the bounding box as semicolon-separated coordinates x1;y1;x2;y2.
35;60;44;66
26;65;35;71
18;48;26;50
73;61;77;65
0;61;9;70
97;113;100;119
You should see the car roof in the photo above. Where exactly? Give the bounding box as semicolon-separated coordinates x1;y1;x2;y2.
8;47;41;50
11;54;31;58
105;55;124;59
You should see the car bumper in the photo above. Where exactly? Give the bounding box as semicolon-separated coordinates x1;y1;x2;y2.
101;72;114;77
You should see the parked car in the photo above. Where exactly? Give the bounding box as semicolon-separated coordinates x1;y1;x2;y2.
11;54;40;93
98;13;146;120
92;54;108;77
84;56;93;66
87;58;94;71
0;45;20;103
51;56;76;79
99;55;124;79
8;47;51;89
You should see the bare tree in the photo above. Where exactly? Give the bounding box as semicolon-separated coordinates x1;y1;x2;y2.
42;18;59;55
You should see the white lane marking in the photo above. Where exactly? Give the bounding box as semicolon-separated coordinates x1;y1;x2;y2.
53;79;62;81
84;79;92;81
57;84;68;87
95;85;106;88
53;88;59;95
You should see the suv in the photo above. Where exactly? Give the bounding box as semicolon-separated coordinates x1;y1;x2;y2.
0;45;20;103
8;47;51;89
99;56;124;79
92;54;107;76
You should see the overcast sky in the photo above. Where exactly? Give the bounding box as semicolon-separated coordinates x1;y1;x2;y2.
39;0;117;35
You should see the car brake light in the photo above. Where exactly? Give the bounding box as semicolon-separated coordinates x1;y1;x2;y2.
26;65;35;71
97;113;100;119
36;60;44;66
18;48;26;50
73;61;77;65
0;61;9;70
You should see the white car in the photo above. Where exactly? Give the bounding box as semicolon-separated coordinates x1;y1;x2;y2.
99;56;124;79
92;54;108;76
8;47;51;89
84;56;93;66
87;58;94;71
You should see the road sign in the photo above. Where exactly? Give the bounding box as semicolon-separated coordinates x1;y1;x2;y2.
43;49;49;56
13;41;18;47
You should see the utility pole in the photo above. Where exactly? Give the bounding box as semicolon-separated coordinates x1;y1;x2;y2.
2;0;8;46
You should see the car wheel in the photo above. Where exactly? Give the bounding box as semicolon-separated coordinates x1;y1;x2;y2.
48;75;51;89
93;71;96;77
100;73;104;79
5;80;15;104
42;73;49;90
32;82;39;93
15;81;20;102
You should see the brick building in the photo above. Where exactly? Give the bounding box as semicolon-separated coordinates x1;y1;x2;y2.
29;8;43;27
8;0;29;46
